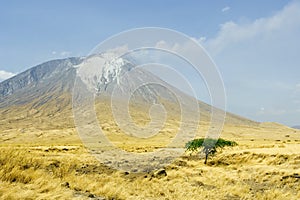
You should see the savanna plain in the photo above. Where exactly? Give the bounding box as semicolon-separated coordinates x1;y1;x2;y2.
0;98;300;200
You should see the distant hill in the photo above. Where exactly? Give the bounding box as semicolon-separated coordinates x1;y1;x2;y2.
292;125;300;129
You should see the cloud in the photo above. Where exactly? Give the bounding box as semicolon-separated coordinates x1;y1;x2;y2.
221;6;230;12
198;37;206;44
51;50;72;57
60;51;72;57
292;83;300;94
257;107;265;115
0;70;16;81
206;1;300;55
200;1;300;125
293;99;300;104
106;45;129;56
257;108;287;116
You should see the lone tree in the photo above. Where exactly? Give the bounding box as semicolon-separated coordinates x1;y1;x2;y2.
185;138;237;164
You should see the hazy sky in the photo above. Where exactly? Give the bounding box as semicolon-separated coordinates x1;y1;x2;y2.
0;0;299;126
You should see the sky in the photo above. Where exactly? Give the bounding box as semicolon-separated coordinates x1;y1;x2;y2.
0;0;299;126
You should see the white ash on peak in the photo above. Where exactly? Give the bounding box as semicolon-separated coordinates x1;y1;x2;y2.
75;53;134;93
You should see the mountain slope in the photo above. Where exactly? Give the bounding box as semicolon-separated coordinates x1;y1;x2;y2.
0;55;259;135
0;57;81;108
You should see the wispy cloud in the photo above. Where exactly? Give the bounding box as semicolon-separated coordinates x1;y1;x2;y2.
198;36;206;43
257;107;287;116
206;1;300;55
0;70;16;81
201;1;300;125
60;51;72;57
51;50;72;57
221;6;230;12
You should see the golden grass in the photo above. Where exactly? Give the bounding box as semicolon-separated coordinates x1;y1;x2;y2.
1;98;300;199
0;140;300;200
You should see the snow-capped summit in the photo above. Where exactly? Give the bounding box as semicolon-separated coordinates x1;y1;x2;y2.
75;53;134;94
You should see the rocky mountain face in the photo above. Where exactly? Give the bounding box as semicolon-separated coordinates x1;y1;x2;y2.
0;58;82;108
75;54;180;104
0;53;185;111
0;58;81;97
0;55;258;126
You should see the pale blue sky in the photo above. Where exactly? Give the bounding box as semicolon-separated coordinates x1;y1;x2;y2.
0;0;299;126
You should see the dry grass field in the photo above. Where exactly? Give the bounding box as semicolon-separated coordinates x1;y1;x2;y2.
1;99;300;200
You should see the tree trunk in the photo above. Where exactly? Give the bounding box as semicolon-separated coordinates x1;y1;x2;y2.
204;153;208;164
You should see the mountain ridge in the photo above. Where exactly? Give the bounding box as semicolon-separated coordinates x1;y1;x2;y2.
0;56;259;128
0;57;81;97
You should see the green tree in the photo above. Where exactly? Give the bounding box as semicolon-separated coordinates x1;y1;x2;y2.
185;138;237;164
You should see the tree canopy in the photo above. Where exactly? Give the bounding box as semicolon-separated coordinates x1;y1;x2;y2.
185;138;237;164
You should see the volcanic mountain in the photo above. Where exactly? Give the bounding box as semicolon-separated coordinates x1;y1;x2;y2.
0;54;275;146
0;55;255;118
